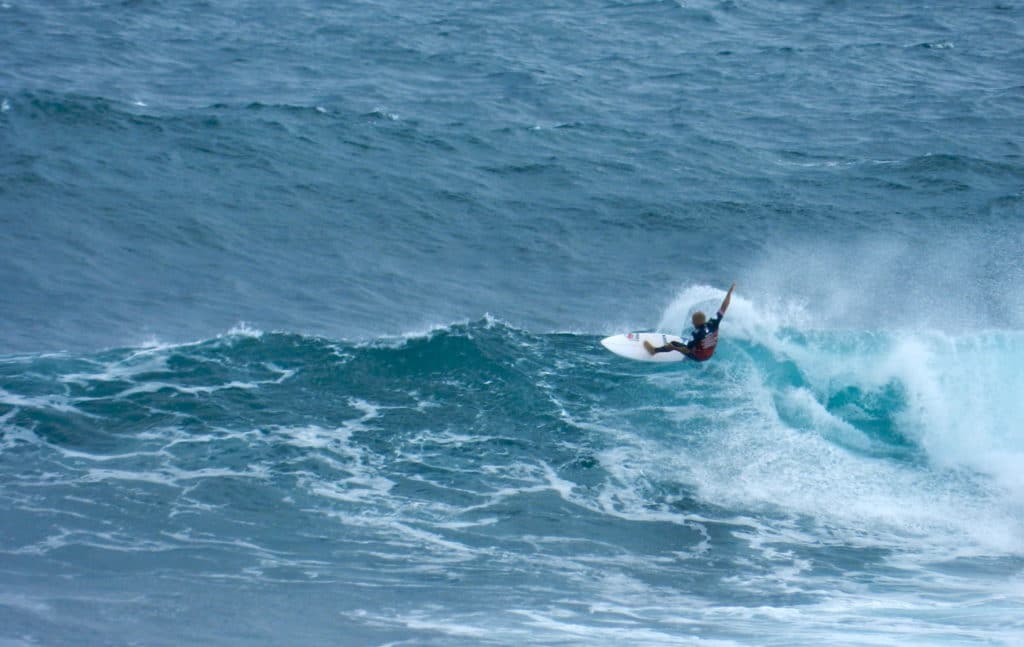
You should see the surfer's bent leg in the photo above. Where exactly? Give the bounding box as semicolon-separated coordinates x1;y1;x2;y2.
644;341;688;356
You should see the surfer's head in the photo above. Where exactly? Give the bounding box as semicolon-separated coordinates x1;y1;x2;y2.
692;311;707;328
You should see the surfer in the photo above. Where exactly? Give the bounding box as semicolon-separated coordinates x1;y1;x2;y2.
645;283;735;361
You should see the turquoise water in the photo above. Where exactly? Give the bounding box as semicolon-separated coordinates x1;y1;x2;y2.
2;1;1023;644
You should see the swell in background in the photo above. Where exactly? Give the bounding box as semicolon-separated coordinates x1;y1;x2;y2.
1;0;1023;352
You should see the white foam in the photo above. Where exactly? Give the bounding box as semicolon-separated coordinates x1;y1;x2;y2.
51;447;168;463
886;331;1024;497
81;463;270;487
642;284;1024;557
0;407;24;430
0;421;43;452
9;526;177;556
371;106;399;120
0;388;86;415
123;379;265;398
225;322;263;338
59;353;169;386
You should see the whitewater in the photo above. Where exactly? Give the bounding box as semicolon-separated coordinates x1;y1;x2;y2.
2;291;1023;645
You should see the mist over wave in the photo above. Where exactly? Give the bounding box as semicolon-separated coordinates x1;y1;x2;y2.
658;284;1024;540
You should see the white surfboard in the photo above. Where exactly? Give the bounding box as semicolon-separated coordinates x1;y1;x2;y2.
600;332;687;363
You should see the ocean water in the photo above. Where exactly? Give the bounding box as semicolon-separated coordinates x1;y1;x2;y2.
2;0;1024;645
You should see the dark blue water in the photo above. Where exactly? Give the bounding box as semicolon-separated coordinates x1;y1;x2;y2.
2;1;1023;644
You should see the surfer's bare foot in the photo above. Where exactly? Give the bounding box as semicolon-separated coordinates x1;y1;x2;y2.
643;341;656;355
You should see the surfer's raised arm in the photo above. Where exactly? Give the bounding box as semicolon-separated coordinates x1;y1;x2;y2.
719;283;736;316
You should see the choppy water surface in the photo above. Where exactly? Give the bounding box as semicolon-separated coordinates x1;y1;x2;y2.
2;0;1023;644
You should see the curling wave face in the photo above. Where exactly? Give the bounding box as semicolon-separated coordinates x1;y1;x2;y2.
1;313;1021;645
